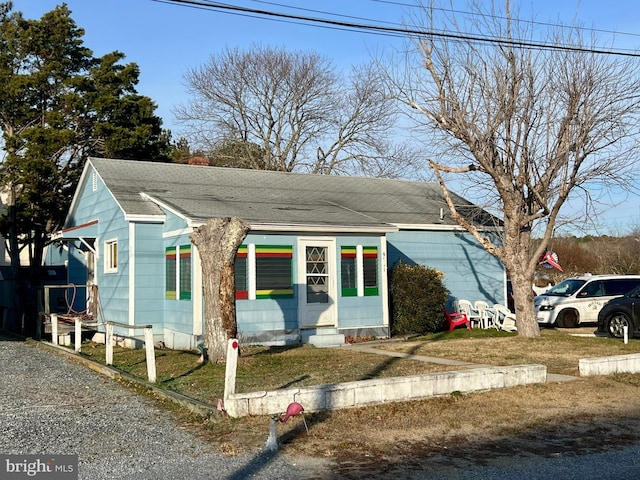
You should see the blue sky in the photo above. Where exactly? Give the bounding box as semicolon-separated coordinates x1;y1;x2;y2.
10;0;640;234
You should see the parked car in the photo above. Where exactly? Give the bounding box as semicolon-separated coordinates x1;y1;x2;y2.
535;274;640;328
597;285;640;338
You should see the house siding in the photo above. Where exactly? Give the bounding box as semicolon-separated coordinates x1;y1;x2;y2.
335;236;387;332
387;230;506;306
235;233;299;344
96;215;130;327
133;223;165;331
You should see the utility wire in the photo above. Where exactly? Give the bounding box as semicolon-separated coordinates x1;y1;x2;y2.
154;0;640;57
374;0;640;43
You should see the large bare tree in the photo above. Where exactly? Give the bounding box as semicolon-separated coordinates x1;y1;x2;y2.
191;217;249;363
384;1;640;337
176;44;422;177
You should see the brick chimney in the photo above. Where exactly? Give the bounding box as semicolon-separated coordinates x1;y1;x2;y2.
188;156;210;166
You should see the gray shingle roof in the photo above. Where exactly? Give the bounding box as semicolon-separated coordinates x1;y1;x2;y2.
86;157;490;230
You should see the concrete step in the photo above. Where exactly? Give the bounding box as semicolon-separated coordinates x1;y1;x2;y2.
301;328;345;347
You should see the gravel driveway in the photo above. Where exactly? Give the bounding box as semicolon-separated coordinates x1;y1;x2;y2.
0;334;326;480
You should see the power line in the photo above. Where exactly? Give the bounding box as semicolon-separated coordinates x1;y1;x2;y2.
373;0;640;43
154;0;640;57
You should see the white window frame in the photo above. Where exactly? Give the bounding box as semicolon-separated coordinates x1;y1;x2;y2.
104;238;118;273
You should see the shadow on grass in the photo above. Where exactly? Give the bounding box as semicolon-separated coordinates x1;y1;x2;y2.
241;344;305;357
354;327;516;381
278;374;311;389
356;342;425;381
160;359;207;384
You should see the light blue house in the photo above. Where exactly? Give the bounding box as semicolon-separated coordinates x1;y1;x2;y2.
50;157;506;349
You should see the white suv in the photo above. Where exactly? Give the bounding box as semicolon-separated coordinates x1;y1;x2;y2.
535;274;640;328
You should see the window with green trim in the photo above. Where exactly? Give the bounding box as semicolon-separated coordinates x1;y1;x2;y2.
165;247;177;299
165;244;191;300
255;245;293;299
340;246;357;297
340;245;379;297
179;245;192;300
235;245;248;300
363;246;379;296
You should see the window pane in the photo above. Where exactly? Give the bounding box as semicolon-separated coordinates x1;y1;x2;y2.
179;245;191;300
306;246;328;303
165;247;176;299
235;245;248;299
341;246;357;296
363;247;378;296
105;240;118;273
256;257;292;290
307;276;328;303
255;245;293;298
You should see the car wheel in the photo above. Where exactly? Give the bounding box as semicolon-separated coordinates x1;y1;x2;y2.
607;313;632;339
558;310;579;328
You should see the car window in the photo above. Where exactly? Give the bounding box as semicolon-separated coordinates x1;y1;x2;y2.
622;284;640;298
579;281;606;297
545;279;586;296
604;279;640;296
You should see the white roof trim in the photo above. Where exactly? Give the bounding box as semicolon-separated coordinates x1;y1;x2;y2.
391;223;503;232
124;214;166;223
187;221;397;234
250;223;398;234
139;192;187;223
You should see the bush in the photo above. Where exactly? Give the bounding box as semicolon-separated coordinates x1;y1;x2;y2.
390;262;449;335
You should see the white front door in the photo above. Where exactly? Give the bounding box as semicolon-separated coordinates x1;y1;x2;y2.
298;239;337;328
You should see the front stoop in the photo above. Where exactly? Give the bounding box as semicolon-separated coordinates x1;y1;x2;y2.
301;328;345;347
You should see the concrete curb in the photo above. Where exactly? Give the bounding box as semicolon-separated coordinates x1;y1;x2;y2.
580;353;640;376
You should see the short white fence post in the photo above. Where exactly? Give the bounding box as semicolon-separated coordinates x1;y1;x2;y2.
144;326;156;383
105;323;114;366
224;339;240;400
75;318;82;352
51;314;58;345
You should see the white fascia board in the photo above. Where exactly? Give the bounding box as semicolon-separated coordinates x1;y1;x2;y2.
391;223;503;233
163;228;195;239
187;221;397;234
124;214;166;223
247;223;398;234
138;192;185;222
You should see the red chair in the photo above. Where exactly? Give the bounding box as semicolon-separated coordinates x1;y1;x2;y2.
443;309;471;331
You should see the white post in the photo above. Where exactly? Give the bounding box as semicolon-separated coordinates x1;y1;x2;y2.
105;323;113;365
51;314;58;345
624;325;629;345
224;339;239;400
75;318;82;352
144;326;156;383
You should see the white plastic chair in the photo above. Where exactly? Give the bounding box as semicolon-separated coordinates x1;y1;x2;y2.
493;304;517;332
474;300;497;329
457;299;482;328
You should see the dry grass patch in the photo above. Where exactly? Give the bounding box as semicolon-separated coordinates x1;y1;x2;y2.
70;327;640;463
377;327;640;375
78;342;461;403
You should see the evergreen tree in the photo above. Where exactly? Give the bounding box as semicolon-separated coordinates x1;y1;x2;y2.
0;2;172;271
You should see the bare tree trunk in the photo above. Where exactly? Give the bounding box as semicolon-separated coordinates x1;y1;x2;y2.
190;217;249;363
